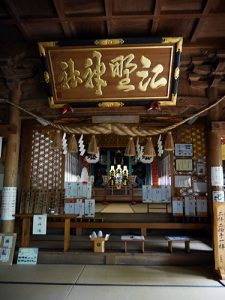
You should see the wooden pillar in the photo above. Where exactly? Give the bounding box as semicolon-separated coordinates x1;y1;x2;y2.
207;87;225;279
1;82;22;233
208;87;219;121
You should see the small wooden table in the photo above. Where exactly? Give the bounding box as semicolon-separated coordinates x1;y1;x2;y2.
165;236;191;253
121;235;145;253
15;214;76;251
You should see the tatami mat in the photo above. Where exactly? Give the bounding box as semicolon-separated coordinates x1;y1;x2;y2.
95;203;171;213
77;265;220;286
0;283;73;300
95;203;107;213
0;265;84;284
67;285;225;300
0;265;224;300
101;204;134;213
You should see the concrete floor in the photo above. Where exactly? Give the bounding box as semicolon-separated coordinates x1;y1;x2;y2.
0;264;225;300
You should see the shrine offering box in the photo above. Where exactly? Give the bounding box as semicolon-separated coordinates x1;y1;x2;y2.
90;235;109;253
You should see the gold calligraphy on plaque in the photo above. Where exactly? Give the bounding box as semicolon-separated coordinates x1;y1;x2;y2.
40;41;180;105
57;51;167;96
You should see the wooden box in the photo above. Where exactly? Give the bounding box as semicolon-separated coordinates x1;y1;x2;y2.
90;236;109;253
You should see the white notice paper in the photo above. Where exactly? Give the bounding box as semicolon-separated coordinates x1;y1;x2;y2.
17;248;38;265
0;187;17;220
211;166;224;186
85;199;95;218
32;214;47;235
212;191;225;202
172;200;183;216
175;176;192;188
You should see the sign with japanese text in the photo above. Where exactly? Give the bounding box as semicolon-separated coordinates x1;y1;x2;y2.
213;202;225;273
39;38;182;107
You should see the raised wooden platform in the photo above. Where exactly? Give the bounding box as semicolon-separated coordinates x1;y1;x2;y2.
15;235;213;266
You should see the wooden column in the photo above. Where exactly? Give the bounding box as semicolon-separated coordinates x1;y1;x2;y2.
1;82;22;233
207;87;225;279
208;87;219;121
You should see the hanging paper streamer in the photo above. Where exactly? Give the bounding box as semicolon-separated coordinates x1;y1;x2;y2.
62;132;67;155
157;134;163;157
136;138;153;164
79;134;85;156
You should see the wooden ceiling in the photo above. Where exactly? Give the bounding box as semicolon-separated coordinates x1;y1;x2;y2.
0;0;225;45
0;0;225;125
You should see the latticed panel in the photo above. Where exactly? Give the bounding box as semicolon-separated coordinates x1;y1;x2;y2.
30;130;63;189
175;125;206;160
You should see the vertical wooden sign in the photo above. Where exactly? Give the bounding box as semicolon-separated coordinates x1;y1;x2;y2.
213;202;225;279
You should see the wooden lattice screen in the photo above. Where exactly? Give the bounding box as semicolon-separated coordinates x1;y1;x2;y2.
30;130;63;189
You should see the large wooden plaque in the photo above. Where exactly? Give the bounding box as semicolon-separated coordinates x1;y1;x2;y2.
39;38;182;107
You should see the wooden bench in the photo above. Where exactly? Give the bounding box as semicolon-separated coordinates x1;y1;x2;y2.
165;236;191;253
15;214;76;251
72;222;210;237
121;235;145;253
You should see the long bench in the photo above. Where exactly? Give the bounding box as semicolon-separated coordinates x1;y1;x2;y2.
71;222;211;236
15;214;211;251
15;214;76;251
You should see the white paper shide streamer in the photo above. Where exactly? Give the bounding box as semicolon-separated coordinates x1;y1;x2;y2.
157;135;163;157
136;137;153;164
62;132;67;155
79;134;86;156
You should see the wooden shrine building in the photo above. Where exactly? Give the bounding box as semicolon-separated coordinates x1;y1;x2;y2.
0;0;225;278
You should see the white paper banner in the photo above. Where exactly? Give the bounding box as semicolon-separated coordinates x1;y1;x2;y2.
211;166;224;186
0;187;17;220
32;215;47;235
212;191;225;202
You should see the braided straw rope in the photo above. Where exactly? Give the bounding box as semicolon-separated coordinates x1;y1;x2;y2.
1;95;225;136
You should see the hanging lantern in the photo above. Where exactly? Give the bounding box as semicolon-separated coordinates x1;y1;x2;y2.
143;137;156;157
87;135;98;155
67;134;78;153
164;131;174;151
52;130;62;149
124;137;136;156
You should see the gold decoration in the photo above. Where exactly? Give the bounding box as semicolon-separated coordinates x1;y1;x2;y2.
94;39;124;46
124;137;136;157
52;130;62;149
44;71;50;84
174;67;180;80
98;102;124;108
67;134;78;153
38;41;56;57
160;93;177;106
143;137;156;157
48;97;64;109
88;135;98;155
164;131;174;151
162;37;183;52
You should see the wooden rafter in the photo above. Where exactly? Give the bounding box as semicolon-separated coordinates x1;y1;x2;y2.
190;0;214;43
104;0;113;36
2;0;30;40
52;0;73;38
151;0;161;34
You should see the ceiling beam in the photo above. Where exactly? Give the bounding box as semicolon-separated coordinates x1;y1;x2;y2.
104;0;113;36
190;0;214;43
151;0;161;34
2;0;31;40
52;0;73;38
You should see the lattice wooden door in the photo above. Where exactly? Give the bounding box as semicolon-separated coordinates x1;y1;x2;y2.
30;130;63;189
